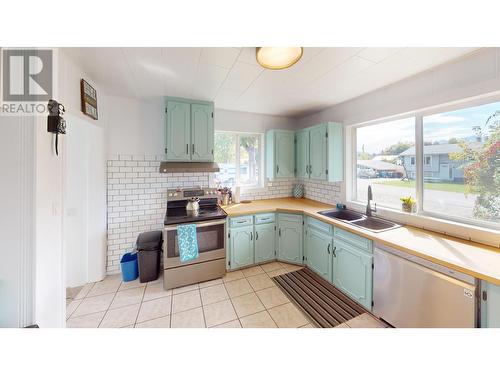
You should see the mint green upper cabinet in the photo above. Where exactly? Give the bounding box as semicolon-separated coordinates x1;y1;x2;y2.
295;130;310;179
229;226;254;269
294;122;342;182
481;282;500;327
266;130;295;179
166;100;191;161
191;103;214;161
305;227;333;282
165;98;214;162
332;239;373;310
254;223;276;263
277;214;303;264
309;124;328;180
327;122;343;182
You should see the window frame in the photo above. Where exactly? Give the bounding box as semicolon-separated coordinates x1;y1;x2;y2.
347;93;500;231
213;130;265;191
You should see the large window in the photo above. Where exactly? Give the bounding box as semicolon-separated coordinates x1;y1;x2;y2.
213;131;263;189
355;117;415;210
423;102;500;224
352;98;500;227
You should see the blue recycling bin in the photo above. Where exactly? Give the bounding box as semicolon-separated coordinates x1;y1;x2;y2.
120;252;139;282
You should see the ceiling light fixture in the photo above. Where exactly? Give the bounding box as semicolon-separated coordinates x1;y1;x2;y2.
256;47;303;70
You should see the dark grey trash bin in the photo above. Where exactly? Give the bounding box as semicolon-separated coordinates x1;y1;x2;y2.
136;230;163;283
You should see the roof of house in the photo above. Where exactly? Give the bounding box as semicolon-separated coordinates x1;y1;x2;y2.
399;143;464;156
357;159;404;172
373;154;399;161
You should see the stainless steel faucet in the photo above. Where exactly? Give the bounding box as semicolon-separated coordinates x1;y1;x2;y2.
366;185;377;216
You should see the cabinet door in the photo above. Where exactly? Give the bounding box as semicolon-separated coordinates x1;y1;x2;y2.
166;101;191;161
482;282;500;327
309;124;327;180
191;103;214;161
275;131;295;178
327;122;343;182
278;217;303;264
254;223;276;263
305;227;332;282
333;240;373;310
230;226;254;269
295;130;310;179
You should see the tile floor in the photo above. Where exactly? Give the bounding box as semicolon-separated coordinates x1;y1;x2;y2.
66;261;387;329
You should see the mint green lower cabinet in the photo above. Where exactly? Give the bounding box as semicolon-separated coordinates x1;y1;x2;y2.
332;239;373;310
305;227;333;282
481;282;500;327
254;223;276;263
229;226;254;269
277;214;303;264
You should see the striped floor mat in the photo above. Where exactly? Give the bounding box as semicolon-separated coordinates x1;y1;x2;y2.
273;268;369;328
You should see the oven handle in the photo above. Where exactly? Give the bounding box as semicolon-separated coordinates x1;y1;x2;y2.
164;219;227;231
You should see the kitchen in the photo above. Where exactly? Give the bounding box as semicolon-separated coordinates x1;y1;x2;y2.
48;46;498;330
2;6;500;371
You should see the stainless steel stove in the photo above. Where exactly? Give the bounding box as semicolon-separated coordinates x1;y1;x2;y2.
163;187;227;290
164;188;227;225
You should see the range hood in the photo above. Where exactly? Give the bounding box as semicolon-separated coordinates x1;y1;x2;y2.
159;162;220;173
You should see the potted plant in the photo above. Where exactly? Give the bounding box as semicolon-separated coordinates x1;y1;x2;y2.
400;196;416;213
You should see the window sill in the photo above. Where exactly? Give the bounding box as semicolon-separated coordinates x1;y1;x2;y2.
346;200;500;248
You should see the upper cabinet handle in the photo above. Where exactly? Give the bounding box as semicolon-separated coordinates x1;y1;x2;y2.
327;243;331;254
276;165;279;174
332;246;337;257
192;144;195;154
186;144;189;154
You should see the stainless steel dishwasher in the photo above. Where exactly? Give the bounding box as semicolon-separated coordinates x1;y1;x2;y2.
373;244;479;328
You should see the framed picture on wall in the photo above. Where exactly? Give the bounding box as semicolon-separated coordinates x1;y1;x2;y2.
80;79;98;120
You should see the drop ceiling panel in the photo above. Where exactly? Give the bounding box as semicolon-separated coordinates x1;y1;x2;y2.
357;47;403;63
62;47;481;117
221;62;263;91
191;63;229;100
200;47;241;68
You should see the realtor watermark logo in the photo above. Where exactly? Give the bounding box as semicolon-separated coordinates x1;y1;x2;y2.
1;48;54;115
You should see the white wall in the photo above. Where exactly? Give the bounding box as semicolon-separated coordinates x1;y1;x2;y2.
59;51;107;288
34;49;108;326
35;114;65;328
106;96;164;156
106;96;298;157
215;109;298;133
0;116;36;328
64;114;107;287
297;48;500;127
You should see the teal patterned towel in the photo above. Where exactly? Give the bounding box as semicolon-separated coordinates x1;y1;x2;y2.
177;224;199;263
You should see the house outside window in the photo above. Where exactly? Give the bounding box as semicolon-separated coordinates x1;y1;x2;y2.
351;97;500;227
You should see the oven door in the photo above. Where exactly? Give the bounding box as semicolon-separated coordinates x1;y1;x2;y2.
163;219;226;268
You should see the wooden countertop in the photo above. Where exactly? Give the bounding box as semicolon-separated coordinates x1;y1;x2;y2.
223;198;500;286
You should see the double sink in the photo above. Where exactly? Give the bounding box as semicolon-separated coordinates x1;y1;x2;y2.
318;209;400;233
